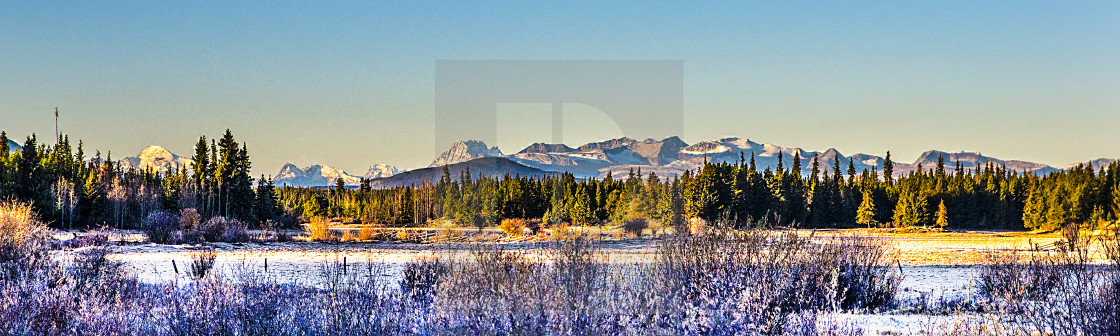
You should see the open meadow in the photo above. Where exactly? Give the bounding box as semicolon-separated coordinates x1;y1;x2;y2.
33;225;1115;335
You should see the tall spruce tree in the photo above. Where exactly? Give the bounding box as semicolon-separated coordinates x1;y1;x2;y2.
935;200;949;229
883;151;894;186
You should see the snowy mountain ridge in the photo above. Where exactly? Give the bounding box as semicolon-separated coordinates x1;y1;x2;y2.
424;137;1115;181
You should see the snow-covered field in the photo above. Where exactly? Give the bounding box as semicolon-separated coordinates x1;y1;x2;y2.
54;229;1091;335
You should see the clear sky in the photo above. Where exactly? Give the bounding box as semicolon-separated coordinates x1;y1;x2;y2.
2;1;1118;176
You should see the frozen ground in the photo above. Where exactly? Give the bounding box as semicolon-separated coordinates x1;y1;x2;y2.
52;229;1090;335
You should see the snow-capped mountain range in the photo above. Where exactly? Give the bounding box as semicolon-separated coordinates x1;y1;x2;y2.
426;137;1116;181
115;145;401;188
113;137;1116;188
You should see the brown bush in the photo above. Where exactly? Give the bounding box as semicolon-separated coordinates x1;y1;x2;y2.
621;218;648;238
179;208;200;232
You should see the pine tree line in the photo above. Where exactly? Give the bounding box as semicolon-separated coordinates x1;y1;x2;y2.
278;152;1120;231
0;129;281;229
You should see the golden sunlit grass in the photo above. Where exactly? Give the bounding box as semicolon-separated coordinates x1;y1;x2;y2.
307;217;332;242
0;201;49;263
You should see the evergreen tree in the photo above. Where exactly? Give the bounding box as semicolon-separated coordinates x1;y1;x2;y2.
936;200;949;229
936;154;946;177
893;184;930;228
544;177;569;224
569;184;595;225
0;131;8;159
255;175;280;224
15;135;51;215
856;188;878;228
883;151;894;186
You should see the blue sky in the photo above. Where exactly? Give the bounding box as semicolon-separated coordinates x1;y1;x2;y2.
1;1;1118;175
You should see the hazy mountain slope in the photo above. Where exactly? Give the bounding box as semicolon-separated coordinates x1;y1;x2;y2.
6;139;20;154
278;136;1117;190
1060;158;1117;171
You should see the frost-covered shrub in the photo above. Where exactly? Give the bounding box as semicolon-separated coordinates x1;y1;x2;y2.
142;210;180;244
190;249;217;279
400;257;449;301
68;246;137;302
197;216;248;243
976;229;1120;336
650;228;900;333
977;251;1061;302
220;219;249;243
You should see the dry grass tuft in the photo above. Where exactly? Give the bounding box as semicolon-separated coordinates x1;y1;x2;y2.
0;201;51;268
190;249;218;279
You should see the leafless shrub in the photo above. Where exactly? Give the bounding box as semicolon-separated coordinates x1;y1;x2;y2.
197;216;248;243
976;246;1061;302
400;256;449;301
220;219;249;243
190;249;218;279
976;224;1120;336
647;227;900;333
142;210;180;244
66;226;109;248
340;229;357;242
357;225;378;241
69;246;136;302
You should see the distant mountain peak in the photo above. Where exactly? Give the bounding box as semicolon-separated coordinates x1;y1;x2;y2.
120;145;192;173
517;143;576;154
430;140;503;167
365;163;401;178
